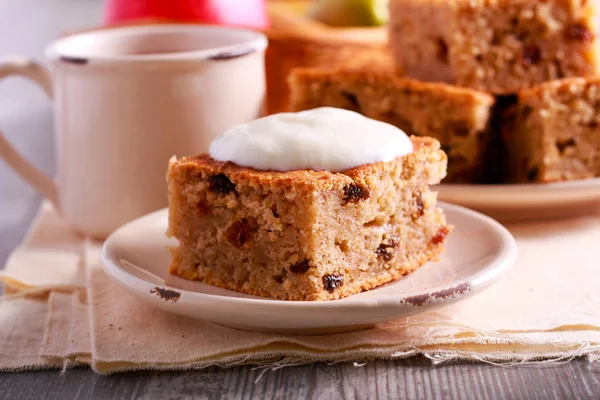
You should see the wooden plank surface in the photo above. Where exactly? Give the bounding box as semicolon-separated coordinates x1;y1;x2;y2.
0;1;599;399
0;358;599;400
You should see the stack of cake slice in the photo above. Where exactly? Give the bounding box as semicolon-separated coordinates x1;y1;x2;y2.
288;0;600;183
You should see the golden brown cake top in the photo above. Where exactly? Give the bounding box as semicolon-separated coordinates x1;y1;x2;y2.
518;77;600;101
168;136;446;190
288;67;495;106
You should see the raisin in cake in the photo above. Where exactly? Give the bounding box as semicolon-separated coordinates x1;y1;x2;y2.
167;131;450;301
504;78;600;182
389;0;600;94
288;68;495;183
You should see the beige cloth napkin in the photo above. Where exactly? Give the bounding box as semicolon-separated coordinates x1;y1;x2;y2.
1;201;599;374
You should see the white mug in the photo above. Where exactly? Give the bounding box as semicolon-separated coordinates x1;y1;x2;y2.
0;24;267;239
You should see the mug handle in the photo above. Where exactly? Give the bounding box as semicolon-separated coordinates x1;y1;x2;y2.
0;57;59;210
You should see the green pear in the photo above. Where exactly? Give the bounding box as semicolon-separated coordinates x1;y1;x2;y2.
307;0;389;27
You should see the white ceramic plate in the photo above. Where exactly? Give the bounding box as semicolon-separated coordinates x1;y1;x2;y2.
437;178;600;222
100;202;517;334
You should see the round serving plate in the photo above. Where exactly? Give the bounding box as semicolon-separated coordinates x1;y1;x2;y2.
100;202;517;334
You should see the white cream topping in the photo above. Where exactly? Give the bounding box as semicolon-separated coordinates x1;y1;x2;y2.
208;107;413;172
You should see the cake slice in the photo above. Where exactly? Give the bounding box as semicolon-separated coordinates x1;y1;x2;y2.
288;68;495;183
504;78;600;183
389;0;600;93
166;136;450;301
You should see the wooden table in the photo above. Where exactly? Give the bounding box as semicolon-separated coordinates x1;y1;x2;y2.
0;1;598;398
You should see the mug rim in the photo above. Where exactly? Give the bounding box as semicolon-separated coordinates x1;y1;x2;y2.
45;23;268;64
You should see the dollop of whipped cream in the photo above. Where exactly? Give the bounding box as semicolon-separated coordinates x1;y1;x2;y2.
208;107;413;172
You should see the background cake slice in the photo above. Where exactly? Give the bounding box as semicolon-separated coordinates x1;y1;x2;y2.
389;0;600;93
288;68;495;183
167;136;450;301
265;30;393;115
504;78;600;183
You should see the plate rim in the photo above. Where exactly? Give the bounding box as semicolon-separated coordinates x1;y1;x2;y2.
100;202;517;310
438;177;600;193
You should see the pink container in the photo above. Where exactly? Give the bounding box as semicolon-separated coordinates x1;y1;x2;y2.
103;0;270;30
